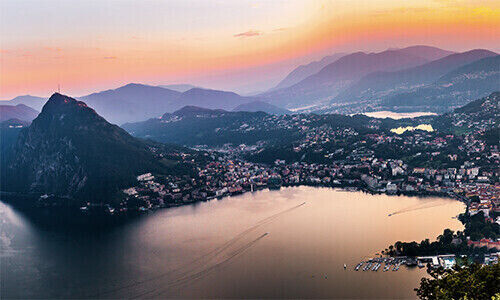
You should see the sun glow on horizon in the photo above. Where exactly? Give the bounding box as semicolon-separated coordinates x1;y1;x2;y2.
1;0;499;99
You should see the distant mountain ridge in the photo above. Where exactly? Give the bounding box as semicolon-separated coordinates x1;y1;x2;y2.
2;46;496;122
272;53;346;90
260;48;431;108
122;106;275;146
174;88;260;112
79;85;264;124
2;95;46;111
392;45;455;61
79;83;181;124
233;101;291;115
0;104;39;122
168;105;227;117
3;85;266;125
336;49;498;102
381;55;500;111
157;84;200;92
271;46;452;93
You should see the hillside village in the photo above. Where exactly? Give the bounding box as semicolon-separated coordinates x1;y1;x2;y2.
113;94;500;255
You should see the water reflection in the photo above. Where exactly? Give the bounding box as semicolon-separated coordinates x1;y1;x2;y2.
391;124;434;134
362;111;437;119
1;187;464;298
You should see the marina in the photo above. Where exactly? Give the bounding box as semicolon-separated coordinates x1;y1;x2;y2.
352;254;474;273
354;257;407;273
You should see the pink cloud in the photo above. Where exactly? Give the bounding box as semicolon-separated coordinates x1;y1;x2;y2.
234;30;262;38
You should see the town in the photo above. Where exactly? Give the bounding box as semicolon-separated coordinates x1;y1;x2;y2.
2;2;499;297
103;94;500;264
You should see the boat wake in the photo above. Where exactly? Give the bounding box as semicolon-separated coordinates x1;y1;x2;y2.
92;202;306;298
131;232;269;299
388;200;449;217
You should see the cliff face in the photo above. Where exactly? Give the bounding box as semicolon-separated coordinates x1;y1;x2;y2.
3;93;163;201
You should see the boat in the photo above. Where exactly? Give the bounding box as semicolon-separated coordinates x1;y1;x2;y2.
344;264;347;269
363;263;372;271
393;263;400;271
355;262;363;271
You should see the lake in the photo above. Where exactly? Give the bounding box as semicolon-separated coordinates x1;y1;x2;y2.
0;186;464;298
391;124;435;134
362;111;437;119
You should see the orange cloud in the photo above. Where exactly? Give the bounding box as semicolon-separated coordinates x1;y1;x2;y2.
1;1;499;98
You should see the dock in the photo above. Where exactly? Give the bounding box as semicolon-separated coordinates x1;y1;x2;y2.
353;257;407;272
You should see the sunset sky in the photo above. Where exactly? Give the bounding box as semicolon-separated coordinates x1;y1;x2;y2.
1;0;499;99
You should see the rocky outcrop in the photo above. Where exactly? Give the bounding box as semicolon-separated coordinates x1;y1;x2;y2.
2;93;165;201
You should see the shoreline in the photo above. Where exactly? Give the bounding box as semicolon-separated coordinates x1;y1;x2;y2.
0;181;466;210
0;182;468;229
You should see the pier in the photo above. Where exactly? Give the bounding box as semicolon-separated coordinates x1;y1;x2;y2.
353;254;462;273
353;257;408;272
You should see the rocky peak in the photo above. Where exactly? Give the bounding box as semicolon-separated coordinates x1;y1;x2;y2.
41;93;89;114
2;93;167;202
32;93;106;132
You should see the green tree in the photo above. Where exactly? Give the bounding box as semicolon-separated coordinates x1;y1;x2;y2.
416;263;500;299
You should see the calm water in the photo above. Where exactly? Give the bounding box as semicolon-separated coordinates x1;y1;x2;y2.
362;111;437;119
391;124;434;134
0;187;464;298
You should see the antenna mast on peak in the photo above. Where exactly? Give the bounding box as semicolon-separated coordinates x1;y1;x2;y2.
58;84;60;93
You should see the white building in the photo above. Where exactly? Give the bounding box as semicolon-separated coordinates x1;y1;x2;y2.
137;173;154;181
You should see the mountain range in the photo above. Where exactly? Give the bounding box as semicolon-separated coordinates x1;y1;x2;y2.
79;83;182;124
2;91;497;203
0;104;39;122
272;53;347;90
122;106;279;146
389;45;455;61
157;84;200;92
336;49;497;103
172;88;260;113
272;46;454;92
4;95;46;111
260;47;446;108
2;85;277;125
1;93;191;202
381;55;500;111
1;45;497;123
